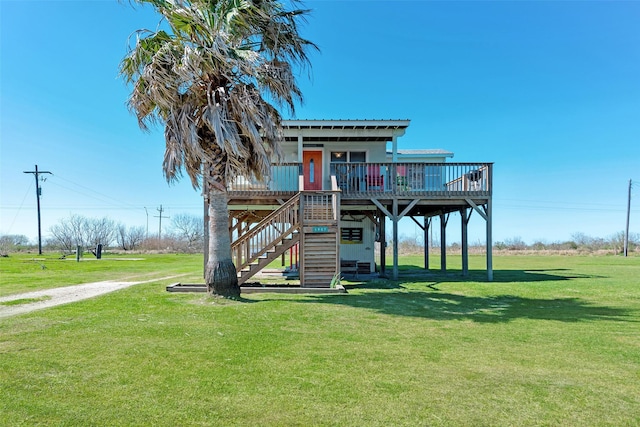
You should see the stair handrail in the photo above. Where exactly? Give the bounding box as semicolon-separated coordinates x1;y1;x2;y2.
231;193;301;271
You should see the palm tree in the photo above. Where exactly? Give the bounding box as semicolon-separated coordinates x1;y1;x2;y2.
120;0;315;297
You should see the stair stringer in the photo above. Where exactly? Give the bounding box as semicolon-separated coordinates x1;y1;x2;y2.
231;194;301;284
237;233;300;285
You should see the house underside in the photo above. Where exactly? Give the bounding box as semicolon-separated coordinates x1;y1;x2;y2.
214;120;493;287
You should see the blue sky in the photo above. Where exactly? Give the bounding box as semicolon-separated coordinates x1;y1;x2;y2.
1;0;639;245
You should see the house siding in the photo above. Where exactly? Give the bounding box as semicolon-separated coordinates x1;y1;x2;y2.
339;217;376;272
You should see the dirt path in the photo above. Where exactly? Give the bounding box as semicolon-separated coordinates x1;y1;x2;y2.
0;275;186;319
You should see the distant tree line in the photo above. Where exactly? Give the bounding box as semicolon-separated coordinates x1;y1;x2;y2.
0;213;204;256
394;231;639;255
1;218;637;256
493;232;639;254
0;234;31;256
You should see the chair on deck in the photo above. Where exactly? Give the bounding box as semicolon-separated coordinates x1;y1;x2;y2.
395;165;409;191
366;165;384;191
336;166;349;189
396;175;409;191
465;169;482;191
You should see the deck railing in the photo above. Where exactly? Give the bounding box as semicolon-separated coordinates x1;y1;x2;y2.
331;162;492;197
228;162;492;197
301;190;340;225
228;163;300;194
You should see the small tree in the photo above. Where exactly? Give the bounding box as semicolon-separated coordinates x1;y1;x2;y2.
0;234;30;256
126;226;146;250
49;215;85;252
0;234;29;256
48;215;117;253
609;231;627;254
116;223;128;250
116;224;146;250
85;217;116;248
171;213;204;252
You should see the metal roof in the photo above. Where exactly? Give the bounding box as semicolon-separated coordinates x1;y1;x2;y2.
282;119;410;142
282;119;410;130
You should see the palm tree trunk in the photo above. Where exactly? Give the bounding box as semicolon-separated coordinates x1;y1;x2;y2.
205;188;240;298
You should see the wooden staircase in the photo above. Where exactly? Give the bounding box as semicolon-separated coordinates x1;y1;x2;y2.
299;192;340;287
232;194;301;285
231;188;341;287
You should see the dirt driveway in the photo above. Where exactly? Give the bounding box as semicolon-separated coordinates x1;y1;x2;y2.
0;275;185;319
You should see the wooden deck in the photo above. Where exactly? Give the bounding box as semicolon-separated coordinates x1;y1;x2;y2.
228;162;492;201
226;161;494;282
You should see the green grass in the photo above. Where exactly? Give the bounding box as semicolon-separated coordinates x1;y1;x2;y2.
1;254;639;425
0;252;204;297
0;296;51;306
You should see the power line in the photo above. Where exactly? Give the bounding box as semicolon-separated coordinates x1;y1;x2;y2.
48;174;142;210
496;204;631;213
25;174;202;212
495;195;637;212
499;198;614;206
0;204;202;212
5;180;33;234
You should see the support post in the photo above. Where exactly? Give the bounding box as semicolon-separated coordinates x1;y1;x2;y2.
440;213;448;272
624;179;631;257
392;199;399;280
486;199;493;281
297;134;303;162
424;217;430;270
391;136;398;162
461;208;469;276
379;210;386;277
299;193;305;285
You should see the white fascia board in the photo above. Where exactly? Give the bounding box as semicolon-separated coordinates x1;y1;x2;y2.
282;128;406;139
282;119;411;129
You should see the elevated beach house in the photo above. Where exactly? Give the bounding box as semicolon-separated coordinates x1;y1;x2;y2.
217;119;493;287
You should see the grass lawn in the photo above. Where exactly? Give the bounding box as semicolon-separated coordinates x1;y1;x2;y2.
0;252;204;297
1;253;639;425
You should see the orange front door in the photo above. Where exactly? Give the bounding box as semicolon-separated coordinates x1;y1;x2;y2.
303;150;323;190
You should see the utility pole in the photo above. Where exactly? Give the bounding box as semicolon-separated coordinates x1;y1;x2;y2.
23;165;52;255
624;179;632;257
155;205;169;240
144;207;149;239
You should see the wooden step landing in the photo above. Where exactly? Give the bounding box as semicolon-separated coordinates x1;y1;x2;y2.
166;283;346;294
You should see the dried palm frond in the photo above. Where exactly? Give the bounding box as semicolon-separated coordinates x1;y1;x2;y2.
120;0;317;190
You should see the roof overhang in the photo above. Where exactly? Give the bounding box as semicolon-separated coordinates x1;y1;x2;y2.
387;149;454;159
282;119;410;142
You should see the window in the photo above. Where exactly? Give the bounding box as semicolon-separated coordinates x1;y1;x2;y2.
350;151;366;162
341;227;363;244
331;152;347;163
331;151;366;163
